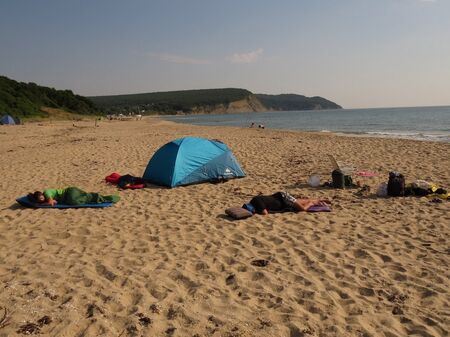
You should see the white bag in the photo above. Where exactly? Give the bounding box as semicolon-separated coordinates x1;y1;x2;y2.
308;175;321;187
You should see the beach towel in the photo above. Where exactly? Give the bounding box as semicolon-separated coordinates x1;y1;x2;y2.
356;170;378;177
294;198;332;212
16;196;114;209
231;200;331;218
307;204;332;212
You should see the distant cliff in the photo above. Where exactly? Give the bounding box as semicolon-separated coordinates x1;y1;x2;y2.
89;88;264;115
182;95;266;114
90;89;341;114
255;94;342;111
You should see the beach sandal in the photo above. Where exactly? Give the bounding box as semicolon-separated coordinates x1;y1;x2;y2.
354;185;371;197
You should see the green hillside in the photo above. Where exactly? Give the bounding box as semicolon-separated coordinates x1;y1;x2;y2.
0;74;343;119
90;88;253;114
0;75;100;118
91;89;342;114
255;94;342;111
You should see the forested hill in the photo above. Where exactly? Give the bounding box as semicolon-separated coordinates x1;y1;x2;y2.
89;88;256;115
0;74;342;118
90;89;342;114
255;94;342;111
0;75;99;117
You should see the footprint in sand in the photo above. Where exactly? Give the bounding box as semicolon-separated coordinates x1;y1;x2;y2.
359;287;375;297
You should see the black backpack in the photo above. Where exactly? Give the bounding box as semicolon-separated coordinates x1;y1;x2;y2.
117;174;145;188
387;172;405;197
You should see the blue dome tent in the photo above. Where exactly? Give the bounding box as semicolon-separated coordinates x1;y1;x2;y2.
0;115;18;125
143;137;246;187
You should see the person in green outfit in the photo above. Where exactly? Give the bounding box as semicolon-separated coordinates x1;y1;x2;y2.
27;187;120;206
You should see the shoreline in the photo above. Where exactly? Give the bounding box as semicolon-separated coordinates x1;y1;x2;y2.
157;115;450;144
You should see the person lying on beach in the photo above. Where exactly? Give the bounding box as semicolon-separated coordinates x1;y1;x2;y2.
27;187;120;206
243;191;330;215
242;192;295;215
294;198;331;211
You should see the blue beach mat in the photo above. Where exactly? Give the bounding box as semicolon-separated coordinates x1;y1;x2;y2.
16;196;114;209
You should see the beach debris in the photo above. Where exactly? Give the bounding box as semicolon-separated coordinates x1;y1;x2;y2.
354;185;371;197
139;317;152;327
392;306;404;315
44;291;58;301
167;306;178;320
16;315;52;335
37;316;52;327
359;287;375;297
86;304;96;318
227;326;240;337
86;303;103;318
251;259;269;267
126;323;138;336
225;274;236;285
353;249;369;259
165;326;176;336
0;307;11;329
386;292;408;304
95;263;117;281
356;170;378;177
58;295;73;308
208;315;224;327
17;322;40;335
258;317;273;328
136;313;151;327
149;304;161;314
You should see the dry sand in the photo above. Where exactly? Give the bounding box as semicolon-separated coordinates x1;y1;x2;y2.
0;118;448;337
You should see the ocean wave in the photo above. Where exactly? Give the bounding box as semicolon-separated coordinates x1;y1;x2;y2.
164;107;450;143
365;131;450;142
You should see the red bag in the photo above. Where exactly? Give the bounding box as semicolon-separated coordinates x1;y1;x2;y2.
105;172;121;184
105;172;145;189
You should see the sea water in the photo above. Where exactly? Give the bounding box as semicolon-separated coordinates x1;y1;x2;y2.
163;105;450;142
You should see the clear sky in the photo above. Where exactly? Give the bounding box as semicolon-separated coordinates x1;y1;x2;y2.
1;0;449;108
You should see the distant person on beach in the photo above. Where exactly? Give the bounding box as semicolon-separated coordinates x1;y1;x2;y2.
27;187;120;206
250;122;255;128
258;124;265;129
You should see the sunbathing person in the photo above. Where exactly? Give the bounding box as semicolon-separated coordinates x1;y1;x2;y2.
243;191;294;215
294;198;330;211
27;187;120;206
243;191;330;215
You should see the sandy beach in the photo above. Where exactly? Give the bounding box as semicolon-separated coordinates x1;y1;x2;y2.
0;118;448;337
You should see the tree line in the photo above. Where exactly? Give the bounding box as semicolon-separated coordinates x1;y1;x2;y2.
89;88;253;115
0;75;99;117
